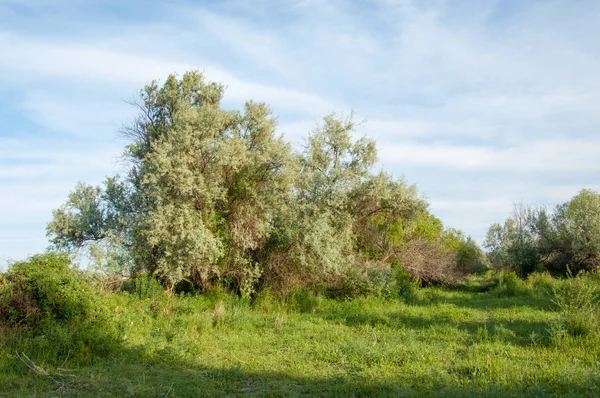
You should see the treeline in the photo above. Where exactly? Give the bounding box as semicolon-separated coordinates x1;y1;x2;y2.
484;189;600;277
45;71;600;296
46;71;485;297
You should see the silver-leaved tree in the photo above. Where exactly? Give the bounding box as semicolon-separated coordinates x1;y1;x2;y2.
48;71;484;295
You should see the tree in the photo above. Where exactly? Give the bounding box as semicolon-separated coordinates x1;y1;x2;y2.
484;190;600;276
540;189;600;273
484;204;541;276
48;71;485;294
264;114;381;290
48;72;296;293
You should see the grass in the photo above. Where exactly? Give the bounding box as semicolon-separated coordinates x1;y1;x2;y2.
1;284;599;397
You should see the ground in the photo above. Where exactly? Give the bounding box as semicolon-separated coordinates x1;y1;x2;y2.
1;286;599;397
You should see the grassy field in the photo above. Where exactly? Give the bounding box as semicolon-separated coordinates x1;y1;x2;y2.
1;281;600;397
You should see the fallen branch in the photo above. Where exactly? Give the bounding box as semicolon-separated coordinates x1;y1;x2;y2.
16;351;49;376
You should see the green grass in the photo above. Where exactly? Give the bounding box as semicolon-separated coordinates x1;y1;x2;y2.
1;286;599;397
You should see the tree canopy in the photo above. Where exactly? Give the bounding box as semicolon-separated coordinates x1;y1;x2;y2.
484;189;600;276
48;71;484;295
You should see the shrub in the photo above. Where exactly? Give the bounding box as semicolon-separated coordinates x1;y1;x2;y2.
526;272;556;298
0;253;118;363
287;288;321;313
399;239;460;285
134;272;164;299
252;287;283;313
326;262;393;299
501;271;525;296
456;238;489;274
0;253;100;327
485;190;600;277
550;274;600;341
395;270;420;304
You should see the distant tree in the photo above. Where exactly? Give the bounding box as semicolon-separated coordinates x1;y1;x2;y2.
442;229;489;275
484;204;541;277
484;190;600;276
536;189;600;273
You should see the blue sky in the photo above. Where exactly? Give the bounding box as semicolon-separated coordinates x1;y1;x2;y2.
2;0;600;268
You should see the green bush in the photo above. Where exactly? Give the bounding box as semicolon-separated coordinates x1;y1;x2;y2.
395;270;420;304
287;288;321;313
134;272;164;299
526;272;556;298
550;274;600;341
497;271;525;297
326;262;393;299
252;287;283;313
0;253;119;363
0;253;99;327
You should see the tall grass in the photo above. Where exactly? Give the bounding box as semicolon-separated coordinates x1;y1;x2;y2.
1;265;600;396
550;271;600;342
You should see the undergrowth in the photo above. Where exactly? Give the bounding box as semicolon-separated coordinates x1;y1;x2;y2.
1;259;599;397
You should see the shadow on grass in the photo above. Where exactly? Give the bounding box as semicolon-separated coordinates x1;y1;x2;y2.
0;290;583;397
5;347;599;397
314;308;551;347
420;290;555;312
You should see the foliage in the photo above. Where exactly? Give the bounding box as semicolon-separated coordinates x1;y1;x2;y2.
0;253;99;327
133;272;164;300
286;287;322;313
47;71;484;293
484;204;542;277
498;271;525;297
544;189;600;273
457;271;501;293
443;230;489;274
325;261;394;299
0;253;118;363
399;238;459;285
485;190;600;277
394;269;421;304
550;271;600;341
525;271;556;298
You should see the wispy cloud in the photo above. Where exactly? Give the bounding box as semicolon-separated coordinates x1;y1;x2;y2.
379;138;600;172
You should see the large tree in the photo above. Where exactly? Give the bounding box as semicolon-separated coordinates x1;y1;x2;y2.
48;71;481;293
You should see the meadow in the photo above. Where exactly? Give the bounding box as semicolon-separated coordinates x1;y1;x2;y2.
2;267;599;397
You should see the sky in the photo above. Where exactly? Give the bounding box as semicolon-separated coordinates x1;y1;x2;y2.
1;0;600;269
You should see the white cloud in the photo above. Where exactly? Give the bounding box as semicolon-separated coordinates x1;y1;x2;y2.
0;32;335;117
379;139;600;172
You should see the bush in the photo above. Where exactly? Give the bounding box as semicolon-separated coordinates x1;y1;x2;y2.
550;273;600;341
395;270;420;304
496;271;525;297
0;253;100;327
526;272;556;298
400;239;460;285
252;287;283;313
287;288;321;313
326;262;393;299
0;253;118;363
134;272;164;299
